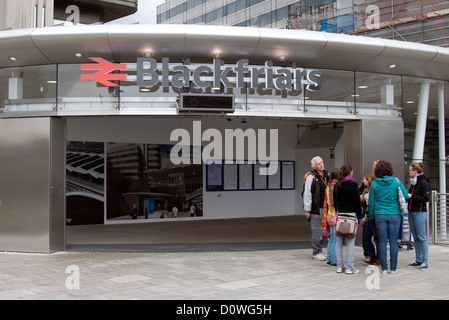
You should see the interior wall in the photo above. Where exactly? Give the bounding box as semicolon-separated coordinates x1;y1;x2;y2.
344;121;363;183
68;117;404;222
294;126;345;215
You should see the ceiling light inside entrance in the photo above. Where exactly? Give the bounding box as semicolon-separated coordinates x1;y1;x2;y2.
212;51;223;59
277;55;287;61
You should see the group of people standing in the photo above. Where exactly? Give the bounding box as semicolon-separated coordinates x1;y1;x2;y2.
303;156;430;275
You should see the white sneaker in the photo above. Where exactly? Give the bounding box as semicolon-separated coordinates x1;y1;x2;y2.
336;267;345;273
390;270;396;275
381;270;388;275
345;268;359;274
313;253;326;261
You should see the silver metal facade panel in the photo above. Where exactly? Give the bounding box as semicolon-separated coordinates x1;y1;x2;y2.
344;120;404;182
362;120;405;183
344;120;404;184
0;117;65;253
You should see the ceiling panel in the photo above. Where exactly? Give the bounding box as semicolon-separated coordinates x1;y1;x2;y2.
250;28;327;66
418;48;449;81
31;25;113;64
0;24;449;82
184;25;260;64
358;39;438;78
0;28;51;68
306;33;385;70
108;24;187;62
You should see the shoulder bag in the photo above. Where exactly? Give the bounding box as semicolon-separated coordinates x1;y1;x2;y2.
334;185;357;238
396;178;408;215
335;213;358;238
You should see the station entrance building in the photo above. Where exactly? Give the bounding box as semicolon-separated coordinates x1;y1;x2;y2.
0;25;447;252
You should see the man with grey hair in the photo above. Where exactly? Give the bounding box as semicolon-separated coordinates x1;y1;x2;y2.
303;156;329;261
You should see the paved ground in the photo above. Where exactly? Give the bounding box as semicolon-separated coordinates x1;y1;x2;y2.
65;216;310;244
0;216;448;301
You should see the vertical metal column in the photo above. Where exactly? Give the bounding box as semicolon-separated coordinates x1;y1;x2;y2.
412;81;430;162
438;82;447;240
430;190;437;244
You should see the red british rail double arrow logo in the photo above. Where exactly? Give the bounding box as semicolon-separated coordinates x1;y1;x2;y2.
80;57;127;86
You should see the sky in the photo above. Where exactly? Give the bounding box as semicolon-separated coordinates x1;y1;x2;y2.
111;0;166;24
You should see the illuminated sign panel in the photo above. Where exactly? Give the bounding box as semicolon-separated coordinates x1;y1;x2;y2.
178;93;234;112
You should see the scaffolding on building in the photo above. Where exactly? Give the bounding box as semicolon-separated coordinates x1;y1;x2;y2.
287;0;449;47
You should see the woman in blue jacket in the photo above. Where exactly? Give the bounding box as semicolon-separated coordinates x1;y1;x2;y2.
368;160;408;275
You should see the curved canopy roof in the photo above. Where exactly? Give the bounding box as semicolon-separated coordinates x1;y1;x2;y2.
1;24;449;81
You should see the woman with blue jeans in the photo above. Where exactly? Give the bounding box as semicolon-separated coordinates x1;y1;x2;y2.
407;162;430;270
368;160;408;275
334;164;363;274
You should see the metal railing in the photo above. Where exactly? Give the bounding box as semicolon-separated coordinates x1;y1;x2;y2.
430;191;449;245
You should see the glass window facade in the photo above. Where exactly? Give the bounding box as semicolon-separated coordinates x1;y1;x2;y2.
304;69;356;115
57;64;119;111
0;65;57;112
0;61;443;120
355;72;402;117
0;62;447;190
402;77;449;189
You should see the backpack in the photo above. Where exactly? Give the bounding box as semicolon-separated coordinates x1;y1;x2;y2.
301;171;315;198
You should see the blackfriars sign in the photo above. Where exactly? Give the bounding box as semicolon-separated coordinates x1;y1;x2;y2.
81;57;323;92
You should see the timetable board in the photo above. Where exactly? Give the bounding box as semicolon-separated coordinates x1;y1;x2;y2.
206;161;295;191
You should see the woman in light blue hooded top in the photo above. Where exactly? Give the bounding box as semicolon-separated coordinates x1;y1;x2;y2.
368;160;408;275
